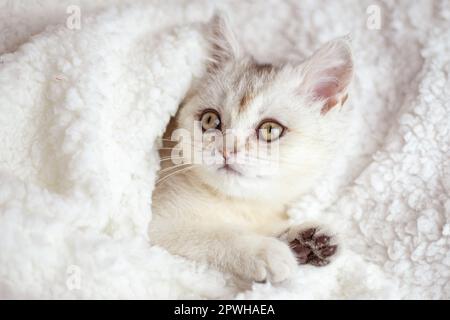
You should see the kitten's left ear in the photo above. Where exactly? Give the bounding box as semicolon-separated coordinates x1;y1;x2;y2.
300;39;353;114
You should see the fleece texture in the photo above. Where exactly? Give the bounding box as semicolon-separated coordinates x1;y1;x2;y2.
0;0;449;299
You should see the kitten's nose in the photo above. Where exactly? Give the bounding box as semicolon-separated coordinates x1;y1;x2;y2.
221;148;235;160
221;134;238;161
221;146;236;160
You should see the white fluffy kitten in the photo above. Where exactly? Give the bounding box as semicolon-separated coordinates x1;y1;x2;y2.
149;16;353;283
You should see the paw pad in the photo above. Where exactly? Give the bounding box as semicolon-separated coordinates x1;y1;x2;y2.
289;228;337;267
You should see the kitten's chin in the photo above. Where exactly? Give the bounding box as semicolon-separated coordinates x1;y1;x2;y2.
192;167;286;201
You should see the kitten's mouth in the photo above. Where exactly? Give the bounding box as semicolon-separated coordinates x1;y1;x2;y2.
218;164;242;176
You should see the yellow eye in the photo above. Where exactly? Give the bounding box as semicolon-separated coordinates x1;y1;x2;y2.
257;121;284;142
200;110;221;131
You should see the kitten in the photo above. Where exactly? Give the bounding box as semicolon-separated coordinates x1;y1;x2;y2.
149;16;353;283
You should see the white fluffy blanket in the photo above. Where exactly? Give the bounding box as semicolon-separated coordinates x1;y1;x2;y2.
1;0;449;299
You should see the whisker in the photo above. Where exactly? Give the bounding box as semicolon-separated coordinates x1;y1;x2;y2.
159;138;201;143
156;165;198;185
158;146;205;152
158;139;206;150
158;163;194;175
158;147;181;150
159;149;300;168
157;139;318;168
159;138;182;142
158;156;187;162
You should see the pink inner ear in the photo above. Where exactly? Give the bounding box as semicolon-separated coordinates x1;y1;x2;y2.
313;78;340;100
311;66;351;114
302;40;353;112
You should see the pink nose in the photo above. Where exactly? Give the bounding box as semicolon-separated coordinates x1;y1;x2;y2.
220;147;235;160
221;134;238;160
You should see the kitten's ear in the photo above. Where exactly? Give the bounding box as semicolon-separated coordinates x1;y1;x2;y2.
206;14;241;72
300;39;353;114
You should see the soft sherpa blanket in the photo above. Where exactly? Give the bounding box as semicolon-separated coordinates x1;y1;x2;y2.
0;0;449;299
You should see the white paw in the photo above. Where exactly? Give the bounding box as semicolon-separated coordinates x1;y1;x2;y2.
236;237;297;283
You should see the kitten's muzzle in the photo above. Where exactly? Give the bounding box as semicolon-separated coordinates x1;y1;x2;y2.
219;164;242;176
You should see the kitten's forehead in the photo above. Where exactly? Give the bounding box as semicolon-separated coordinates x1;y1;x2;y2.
234;63;276;112
235;62;275;107
209;61;278;124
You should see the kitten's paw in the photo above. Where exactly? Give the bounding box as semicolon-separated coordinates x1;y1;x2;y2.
240;238;297;283
287;224;338;267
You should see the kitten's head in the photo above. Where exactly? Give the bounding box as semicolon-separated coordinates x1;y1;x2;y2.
174;16;353;202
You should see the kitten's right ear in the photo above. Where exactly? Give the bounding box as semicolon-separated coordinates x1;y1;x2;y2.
206;14;241;72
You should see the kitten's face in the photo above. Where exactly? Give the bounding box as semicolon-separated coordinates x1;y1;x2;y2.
173;17;353;201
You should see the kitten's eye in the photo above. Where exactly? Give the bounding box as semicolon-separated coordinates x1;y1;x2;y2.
257;120;285;142
200;110;221;131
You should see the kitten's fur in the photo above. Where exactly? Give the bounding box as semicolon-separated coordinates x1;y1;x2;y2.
149;16;353;283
